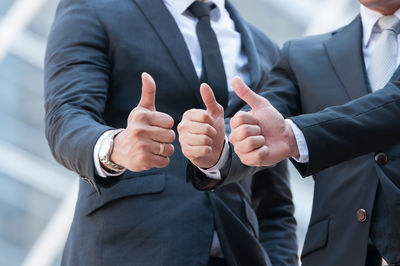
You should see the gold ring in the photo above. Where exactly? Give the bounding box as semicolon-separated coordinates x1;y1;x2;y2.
158;143;165;156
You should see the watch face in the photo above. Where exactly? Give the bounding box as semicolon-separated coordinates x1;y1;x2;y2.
99;138;113;161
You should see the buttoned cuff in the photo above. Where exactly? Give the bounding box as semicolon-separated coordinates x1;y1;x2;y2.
286;119;309;163
93;130;125;178
197;135;230;180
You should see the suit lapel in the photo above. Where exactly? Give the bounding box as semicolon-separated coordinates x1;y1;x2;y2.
224;1;261;116
324;16;370;100
391;65;400;81
133;0;203;105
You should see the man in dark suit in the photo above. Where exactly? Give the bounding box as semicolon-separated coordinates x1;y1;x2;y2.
44;0;297;265
183;1;400;265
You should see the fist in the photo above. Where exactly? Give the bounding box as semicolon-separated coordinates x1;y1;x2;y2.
229;77;297;167
110;73;176;172
177;84;225;169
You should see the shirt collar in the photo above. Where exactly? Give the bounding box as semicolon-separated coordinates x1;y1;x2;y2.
360;4;400;47
163;0;225;18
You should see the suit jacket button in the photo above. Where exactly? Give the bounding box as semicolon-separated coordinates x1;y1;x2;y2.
356;209;367;223
374;152;387;165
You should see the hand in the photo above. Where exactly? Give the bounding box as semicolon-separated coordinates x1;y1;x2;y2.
177;83;225;169
229;77;299;167
110;73;176;172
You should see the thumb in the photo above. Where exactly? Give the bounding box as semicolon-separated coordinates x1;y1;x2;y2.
200;83;223;117
138;72;156;111
232;76;267;110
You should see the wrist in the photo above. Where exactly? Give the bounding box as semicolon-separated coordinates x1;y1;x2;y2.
285;120;300;159
99;129;126;174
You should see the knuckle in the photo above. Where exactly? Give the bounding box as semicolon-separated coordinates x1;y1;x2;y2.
168;130;176;142
203;136;213;146
166;144;175;156
255;150;264;162
137;153;149;163
204;125;215;136
132;110;148;122
247;137;256;148
216;104;224;113
200;112;210;122
136;141;148;151
201;146;212;155
131;127;146;138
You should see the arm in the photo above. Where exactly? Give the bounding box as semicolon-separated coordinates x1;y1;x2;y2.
44;0;113;191
219;41;302;186
45;1;175;193
291;80;400;176
251;161;298;266
229;74;400;176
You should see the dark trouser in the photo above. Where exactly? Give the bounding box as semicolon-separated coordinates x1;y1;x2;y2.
366;241;382;266
208;257;226;266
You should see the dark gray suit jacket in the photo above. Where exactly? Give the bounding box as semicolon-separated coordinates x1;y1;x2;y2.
191;16;400;265
290;79;400;175
44;0;297;265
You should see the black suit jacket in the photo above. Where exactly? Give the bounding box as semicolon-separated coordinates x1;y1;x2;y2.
44;0;297;265
195;16;400;265
290;79;400;175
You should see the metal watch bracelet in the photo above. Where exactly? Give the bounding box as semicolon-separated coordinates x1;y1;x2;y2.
99;128;126;174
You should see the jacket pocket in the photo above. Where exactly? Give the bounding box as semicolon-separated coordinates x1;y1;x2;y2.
301;217;330;258
84;173;166;215
243;199;260;238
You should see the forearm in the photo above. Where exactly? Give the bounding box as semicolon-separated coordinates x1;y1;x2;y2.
45;104;112;179
44;0;112;182
291;81;400;176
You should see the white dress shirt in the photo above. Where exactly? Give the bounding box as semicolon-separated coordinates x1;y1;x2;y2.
290;5;400;163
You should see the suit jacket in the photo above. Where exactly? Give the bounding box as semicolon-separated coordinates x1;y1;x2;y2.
193;16;400;265
290;79;400;175
44;0;297;265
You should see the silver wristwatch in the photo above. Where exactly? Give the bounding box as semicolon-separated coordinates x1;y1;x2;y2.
99;129;126;174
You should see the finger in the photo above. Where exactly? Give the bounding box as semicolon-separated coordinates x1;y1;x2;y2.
149;128;176;143
143;155;170;169
230;111;258;129
182;145;212;159
229;124;261;143
147;111;174;129
150;143;175;157
234;135;265;154
238;145;269;167
179;133;213;147
200;83;224;117
130;125;175;143
182;109;213;124
232;76;268;110
138;72;156;111
178;120;216;138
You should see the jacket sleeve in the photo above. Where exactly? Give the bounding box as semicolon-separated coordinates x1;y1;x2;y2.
290;80;400;176
216;41;303;187
44;0;113;190
251;161;298;266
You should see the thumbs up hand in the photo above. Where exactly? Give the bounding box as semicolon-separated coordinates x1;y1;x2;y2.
229;77;299;167
110;73;176;172
177;83;225;169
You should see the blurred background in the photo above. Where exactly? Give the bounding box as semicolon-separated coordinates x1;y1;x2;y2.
0;0;359;265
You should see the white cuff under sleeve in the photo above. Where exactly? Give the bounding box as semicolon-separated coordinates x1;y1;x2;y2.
286;119;309;163
93;130;124;178
197;135;230;180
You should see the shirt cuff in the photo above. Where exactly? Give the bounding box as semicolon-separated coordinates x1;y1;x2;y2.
93;130;125;178
197;135;230;180
286;119;309;163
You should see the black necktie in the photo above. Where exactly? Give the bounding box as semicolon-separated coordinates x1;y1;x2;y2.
188;1;229;108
